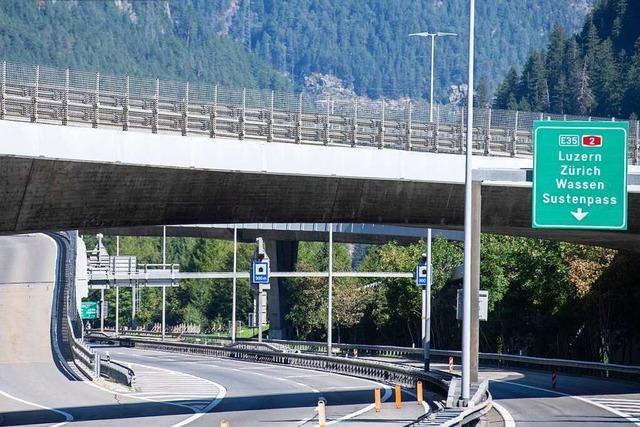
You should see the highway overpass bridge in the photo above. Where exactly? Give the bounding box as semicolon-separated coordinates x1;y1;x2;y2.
2;118;640;250
1;61;640;250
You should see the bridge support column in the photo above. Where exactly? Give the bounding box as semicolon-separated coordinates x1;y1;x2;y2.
470;180;481;383
265;240;298;339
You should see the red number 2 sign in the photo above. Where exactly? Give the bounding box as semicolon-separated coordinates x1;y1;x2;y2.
582;135;602;147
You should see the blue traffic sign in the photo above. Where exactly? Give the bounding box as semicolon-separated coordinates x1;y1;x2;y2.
416;264;428;287
252;260;270;284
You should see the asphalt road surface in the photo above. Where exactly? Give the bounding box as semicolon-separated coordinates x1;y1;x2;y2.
100;346;429;426
370;357;640;426
0;233;427;426
485;365;640;427
0;234;216;426
7;232;637;426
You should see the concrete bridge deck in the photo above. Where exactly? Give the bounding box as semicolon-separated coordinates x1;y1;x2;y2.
1;119;640;250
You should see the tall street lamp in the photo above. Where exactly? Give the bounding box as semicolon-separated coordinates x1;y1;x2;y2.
462;0;476;404
409;31;457;122
410;31;456;373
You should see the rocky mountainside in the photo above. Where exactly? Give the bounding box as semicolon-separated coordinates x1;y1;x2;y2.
0;0;594;101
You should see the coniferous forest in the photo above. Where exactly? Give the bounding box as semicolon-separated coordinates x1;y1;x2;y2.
0;0;592;99
494;0;640;119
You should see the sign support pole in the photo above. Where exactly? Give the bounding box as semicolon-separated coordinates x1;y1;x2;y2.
115;236;119;334
423;228;432;371
100;288;105;332
471;181;481;383
327;223;333;356
162;226;166;341
461;0;475;405
258;289;263;343
131;284;136;329
232;225;238;343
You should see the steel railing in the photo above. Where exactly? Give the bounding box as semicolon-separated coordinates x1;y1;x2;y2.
122;336;490;426
1;60;639;163
124;337;449;392
172;334;640;378
50;232;135;387
99;356;135;387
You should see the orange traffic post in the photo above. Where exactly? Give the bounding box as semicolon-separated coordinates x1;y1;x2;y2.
394;384;402;409
416;381;423;405
374;388;382;412
316;398;327;427
219;421;230;427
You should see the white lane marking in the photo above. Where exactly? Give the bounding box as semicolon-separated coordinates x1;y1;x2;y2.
79;360;226;427
0;389;73;427
403;389;430;414
285;374;325;379
132;348;322;393
129;348;397;425
590;398;640;403
125;361;226;411
493;380;640;426
589;397;640;418
236;366;274;370
492;401;516;427
169;389;227;427
323;384;393;426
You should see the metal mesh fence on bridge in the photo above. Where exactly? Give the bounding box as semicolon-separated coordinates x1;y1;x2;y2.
1;60;638;163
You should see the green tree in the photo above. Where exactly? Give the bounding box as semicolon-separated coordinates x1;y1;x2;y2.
589;39;623;116
546;24;567;113
287;242;369;342
518;51;549;111
494;67;519;109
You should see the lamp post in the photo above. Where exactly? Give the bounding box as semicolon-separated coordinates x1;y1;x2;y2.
408;31;457;122
462;0;476;404
410;31;455;372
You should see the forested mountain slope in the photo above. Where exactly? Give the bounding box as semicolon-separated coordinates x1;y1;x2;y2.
0;0;291;90
240;0;594;99
0;0;593;100
494;0;640;118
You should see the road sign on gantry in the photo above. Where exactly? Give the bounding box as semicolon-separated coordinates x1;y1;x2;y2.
415;263;428;287
251;259;270;284
81;301;99;319
532;120;628;230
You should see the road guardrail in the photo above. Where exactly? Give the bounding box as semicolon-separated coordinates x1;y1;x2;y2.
122;336;492;426
172;334;640;378
122;337;449;392
50;232;135;387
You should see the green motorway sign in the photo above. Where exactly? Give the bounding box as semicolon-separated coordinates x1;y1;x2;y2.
81;301;99;320
532;121;628;230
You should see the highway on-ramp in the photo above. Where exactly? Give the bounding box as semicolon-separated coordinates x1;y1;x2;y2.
99;346;429;426
360;356;640;426
0;234;219;426
486;366;640;426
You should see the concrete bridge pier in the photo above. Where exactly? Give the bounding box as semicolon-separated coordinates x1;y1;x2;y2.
266;240;298;339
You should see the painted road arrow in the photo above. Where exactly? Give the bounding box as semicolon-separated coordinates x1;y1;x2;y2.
570;208;589;221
